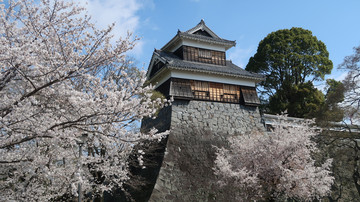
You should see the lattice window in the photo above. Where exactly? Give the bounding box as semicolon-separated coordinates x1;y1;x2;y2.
209;82;223;102
191;80;210;100
198;49;212;59
170;78;193;99
166;78;256;104
223;84;239;103
183;46;225;65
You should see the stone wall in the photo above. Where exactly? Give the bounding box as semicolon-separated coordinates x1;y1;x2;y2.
118;100;360;202
315;131;360;201
170;100;264;136
148;100;265;202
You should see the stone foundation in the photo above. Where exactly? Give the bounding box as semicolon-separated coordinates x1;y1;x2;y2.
144;100;265;201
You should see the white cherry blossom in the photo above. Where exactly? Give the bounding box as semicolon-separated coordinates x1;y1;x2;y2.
0;0;168;201
214;116;334;201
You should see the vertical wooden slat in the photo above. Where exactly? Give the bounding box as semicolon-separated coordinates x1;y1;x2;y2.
209;82;223;101
223;52;225;65
193;47;196;62
184;80;243;103
241;87;260;106
191;47;193;61
194;47;197;62
182;46;226;66
190;47;194;62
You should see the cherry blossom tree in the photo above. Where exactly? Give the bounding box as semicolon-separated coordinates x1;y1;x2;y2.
214;116;334;201
0;0;168;201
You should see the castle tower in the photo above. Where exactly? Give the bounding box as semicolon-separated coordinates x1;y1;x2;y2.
140;20;265;201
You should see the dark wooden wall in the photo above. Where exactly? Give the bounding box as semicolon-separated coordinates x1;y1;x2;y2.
175;46;226;66
165;78;260;106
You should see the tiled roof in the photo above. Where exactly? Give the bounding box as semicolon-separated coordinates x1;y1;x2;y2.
161;20;235;51
154;50;264;80
180;19;235;45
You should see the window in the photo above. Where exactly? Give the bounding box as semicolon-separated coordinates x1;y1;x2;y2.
170;78;193;99
166;78;259;105
192;80;210;100
241;87;261;106
191;81;240;103
198;49;212;59
223;84;239;102
209;82;223;102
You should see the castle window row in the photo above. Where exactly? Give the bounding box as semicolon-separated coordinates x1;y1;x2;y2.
164;78;260;106
174;46;226;66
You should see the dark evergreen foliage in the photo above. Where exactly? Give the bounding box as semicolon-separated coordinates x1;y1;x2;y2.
246;27;333;117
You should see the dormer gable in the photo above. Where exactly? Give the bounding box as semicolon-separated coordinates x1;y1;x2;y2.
161;20;236;53
193;29;212;37
184;19;220;39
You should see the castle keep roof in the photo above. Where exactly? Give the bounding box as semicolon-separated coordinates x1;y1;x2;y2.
152;49;264;81
162;20;236;52
147;20;264;89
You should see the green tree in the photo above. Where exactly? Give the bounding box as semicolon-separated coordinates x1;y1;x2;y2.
246;27;333;117
315;79;345;125
268;81;325;118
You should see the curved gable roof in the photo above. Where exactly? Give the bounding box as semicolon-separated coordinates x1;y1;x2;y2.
161;20;236;51
147;50;264;81
185;19;220;38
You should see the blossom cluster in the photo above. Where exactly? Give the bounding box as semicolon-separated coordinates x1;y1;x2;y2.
0;0;168;201
214;116;334;201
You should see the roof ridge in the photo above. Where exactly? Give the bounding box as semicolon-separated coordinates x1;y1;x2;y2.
184;20;220;39
155;50;264;80
161;20;236;51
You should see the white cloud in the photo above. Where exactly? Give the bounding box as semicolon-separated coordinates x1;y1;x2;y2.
227;45;256;68
329;71;348;81
78;0;146;55
143;18;159;31
314;70;349;93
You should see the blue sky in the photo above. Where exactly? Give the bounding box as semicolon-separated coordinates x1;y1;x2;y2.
52;0;360;85
130;0;359;83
